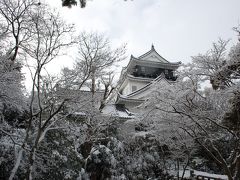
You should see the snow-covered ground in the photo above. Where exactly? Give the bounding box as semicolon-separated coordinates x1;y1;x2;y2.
171;169;228;179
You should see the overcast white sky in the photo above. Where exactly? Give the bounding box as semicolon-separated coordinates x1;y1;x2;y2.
25;0;240;88
49;0;240;61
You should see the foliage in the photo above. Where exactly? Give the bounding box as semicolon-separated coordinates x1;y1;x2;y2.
1;1;240;179
59;32;126;111
142;37;240;180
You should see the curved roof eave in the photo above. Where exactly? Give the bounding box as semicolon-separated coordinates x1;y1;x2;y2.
118;73;154;91
116;95;145;104
120;74;174;99
126;74;153;82
131;56;181;67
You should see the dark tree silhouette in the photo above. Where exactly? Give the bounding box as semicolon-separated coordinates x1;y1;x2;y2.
62;0;131;8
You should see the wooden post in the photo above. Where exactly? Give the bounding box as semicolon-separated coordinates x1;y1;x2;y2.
190;170;194;180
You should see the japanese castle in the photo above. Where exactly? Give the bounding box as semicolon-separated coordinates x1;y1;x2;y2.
116;45;181;111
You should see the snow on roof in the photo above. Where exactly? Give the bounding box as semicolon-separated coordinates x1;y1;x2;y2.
101;104;134;119
132;131;149;138
72;111;86;116
56;88;104;101
117;73;174;104
56;88;104;112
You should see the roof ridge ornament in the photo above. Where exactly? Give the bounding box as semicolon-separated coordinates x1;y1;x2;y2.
151;44;155;50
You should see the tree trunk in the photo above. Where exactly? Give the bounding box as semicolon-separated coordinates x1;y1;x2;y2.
181;154;190;180
91;66;96;110
177;158;180;180
26;128;42;180
9;149;24;180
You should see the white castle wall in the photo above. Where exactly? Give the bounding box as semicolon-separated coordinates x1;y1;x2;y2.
122;79;149;96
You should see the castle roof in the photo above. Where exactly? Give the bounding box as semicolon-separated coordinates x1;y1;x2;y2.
119;46;181;80
118;45;180;91
116;73;176;104
138;44;169;63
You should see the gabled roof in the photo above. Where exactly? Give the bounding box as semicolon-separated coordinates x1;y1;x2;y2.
138;45;169;63
129;55;180;69
118;45;180;83
122;45;180;75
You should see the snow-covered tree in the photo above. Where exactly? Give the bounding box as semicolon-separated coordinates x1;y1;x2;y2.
0;54;25;114
0;0;44;64
73;32;125;92
189;39;229;85
0;0;33;116
60;32;126;111
142;36;240;179
0;2;76;179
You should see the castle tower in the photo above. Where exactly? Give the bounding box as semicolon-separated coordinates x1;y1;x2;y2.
116;45;181;111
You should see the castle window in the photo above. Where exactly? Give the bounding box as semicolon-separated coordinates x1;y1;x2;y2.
141;66;145;73
132;85;137;92
173;71;176;76
164;69;168;75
